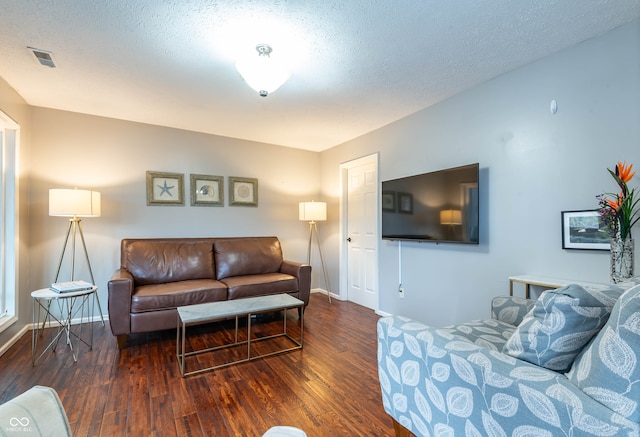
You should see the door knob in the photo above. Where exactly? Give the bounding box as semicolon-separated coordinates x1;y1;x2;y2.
347;237;352;242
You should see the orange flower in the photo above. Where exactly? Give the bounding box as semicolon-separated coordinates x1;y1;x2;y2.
600;161;639;240
606;197;621;210
617;161;636;183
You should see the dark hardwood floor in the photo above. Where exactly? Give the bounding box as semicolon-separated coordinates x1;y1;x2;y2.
0;294;394;436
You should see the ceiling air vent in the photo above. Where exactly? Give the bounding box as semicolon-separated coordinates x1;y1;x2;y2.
28;47;56;68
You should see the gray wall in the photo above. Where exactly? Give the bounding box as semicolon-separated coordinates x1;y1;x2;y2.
0;76;31;349
0;106;321;352
26;108;322;317
0;98;322;349
320;19;640;327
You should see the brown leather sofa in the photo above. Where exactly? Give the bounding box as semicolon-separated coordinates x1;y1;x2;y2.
107;236;311;349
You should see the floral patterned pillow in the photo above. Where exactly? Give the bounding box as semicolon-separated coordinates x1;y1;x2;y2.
502;284;617;373
567;284;640;422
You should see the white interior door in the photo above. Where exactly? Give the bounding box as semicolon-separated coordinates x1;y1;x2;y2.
345;157;378;309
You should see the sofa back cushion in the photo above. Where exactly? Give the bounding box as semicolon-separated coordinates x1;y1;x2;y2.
567;284;640;422
122;239;215;285
214;237;283;280
502;283;619;373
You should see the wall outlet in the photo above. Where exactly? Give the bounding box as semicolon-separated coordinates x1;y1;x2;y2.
398;286;405;299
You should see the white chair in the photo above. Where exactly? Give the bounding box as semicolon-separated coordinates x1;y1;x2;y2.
263;426;307;437
0;386;71;436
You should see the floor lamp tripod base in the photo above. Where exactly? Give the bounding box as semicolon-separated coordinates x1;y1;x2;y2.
54;217;105;326
307;221;331;304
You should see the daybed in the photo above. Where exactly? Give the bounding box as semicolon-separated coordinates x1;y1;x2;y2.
378;279;640;436
108;236;310;348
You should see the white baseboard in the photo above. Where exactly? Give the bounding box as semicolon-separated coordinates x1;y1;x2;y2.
0;324;30;357
0;313;109;358
311;288;340;300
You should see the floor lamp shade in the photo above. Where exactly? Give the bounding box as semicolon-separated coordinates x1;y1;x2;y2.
440;209;462;225
49;189;101;217
299;201;326;222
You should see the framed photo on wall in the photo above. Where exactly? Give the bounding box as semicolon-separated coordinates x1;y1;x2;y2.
190;174;224;206
229;177;258;207
146;171;184;206
561;209;610;250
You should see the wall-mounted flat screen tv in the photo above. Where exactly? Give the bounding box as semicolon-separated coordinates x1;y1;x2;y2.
381;163;479;244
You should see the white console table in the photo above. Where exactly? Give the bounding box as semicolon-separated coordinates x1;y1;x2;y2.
509;275;607;299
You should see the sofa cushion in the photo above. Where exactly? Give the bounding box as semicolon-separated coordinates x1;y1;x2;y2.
437;319;516;351
502;284;617;373
567;284;640;422
131;279;227;313
491;296;535;326
214;237;283;280
223;273;298;300
123;239;215;285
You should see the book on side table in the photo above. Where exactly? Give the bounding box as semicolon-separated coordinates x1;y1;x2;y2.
50;280;94;293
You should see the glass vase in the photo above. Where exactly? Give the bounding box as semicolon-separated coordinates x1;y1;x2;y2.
610;236;634;283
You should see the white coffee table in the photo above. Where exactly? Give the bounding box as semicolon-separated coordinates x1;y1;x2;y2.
31;286;97;365
176;294;304;377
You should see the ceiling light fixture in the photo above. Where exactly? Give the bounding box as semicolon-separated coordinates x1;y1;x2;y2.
235;44;291;97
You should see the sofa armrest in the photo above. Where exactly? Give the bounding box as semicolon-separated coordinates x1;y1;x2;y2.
0;386;71;436
377;316;638;436
281;260;311;306
491;295;534;326
107;268;134;336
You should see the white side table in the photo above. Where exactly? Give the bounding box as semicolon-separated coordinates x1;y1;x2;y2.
509;275;608;299
31;286;97;365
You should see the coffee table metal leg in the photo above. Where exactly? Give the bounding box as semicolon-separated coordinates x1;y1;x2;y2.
176;313;180;375
247;314;252;360
181;321;186;376
176;312;188;377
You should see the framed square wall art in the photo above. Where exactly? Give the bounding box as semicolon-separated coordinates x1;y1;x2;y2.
146;171;184;206
382;192;396;212
561;209;610;250
398;192;413;214
190;174;224;206
229;177;258;207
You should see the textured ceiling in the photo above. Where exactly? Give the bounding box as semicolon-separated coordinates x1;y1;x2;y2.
0;1;639;151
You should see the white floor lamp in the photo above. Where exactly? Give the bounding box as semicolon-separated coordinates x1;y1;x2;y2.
440;209;462;240
299;201;331;303
49;188;104;325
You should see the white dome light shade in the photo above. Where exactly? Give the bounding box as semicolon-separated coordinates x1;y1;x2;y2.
235;44;291;97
